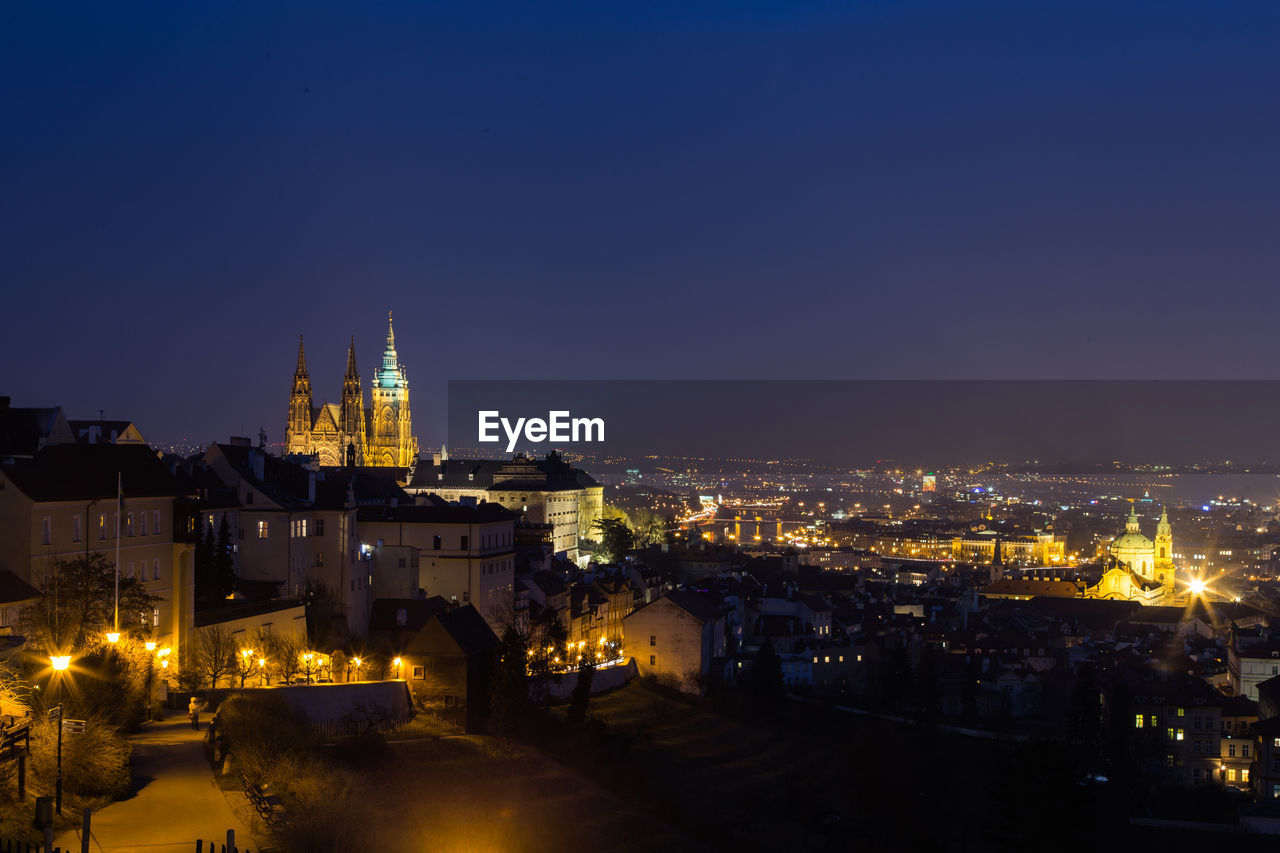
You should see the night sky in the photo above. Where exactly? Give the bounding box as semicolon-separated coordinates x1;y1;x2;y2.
4;2;1279;451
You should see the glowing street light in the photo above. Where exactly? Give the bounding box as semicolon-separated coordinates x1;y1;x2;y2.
106;632;120;644
1188;578;1207;596
50;655;71;672
145;641;156;652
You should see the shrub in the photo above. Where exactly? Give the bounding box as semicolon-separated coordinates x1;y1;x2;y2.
214;693;314;779
30;715;130;799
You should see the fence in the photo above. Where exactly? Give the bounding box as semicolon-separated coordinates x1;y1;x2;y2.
309;712;413;740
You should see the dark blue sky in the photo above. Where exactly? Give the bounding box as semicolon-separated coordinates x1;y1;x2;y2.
4;1;1279;450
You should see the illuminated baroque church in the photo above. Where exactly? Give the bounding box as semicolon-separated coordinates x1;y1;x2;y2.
1082;505;1177;606
285;314;418;468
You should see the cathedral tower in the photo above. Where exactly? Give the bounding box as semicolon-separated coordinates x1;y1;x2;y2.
286;336;313;456
367;312;418;467
340;336;366;466
1154;505;1175;590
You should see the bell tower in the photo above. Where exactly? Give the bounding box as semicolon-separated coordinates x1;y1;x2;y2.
286;336;313;455
368;312;418;467
1155;505;1175;589
340;336;366;466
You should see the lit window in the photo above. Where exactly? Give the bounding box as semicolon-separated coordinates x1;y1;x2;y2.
1229;768;1237;782
1176;729;1184;741
257;521;269;539
1135;714;1144;729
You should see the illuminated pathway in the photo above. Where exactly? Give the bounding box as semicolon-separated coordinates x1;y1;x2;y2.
55;712;254;853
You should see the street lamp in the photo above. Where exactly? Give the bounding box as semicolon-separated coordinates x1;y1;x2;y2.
106;632;120;645
392;657;402;679
50;656;71;672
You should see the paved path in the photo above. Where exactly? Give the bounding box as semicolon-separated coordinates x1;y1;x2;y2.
55;713;254;853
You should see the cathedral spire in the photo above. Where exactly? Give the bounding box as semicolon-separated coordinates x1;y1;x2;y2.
295;336;309;376
345;335;359;378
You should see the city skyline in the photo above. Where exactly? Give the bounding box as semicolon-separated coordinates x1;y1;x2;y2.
6;1;1280;446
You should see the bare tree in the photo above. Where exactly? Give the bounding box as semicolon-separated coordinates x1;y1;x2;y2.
264;632;306;685
190;624;237;689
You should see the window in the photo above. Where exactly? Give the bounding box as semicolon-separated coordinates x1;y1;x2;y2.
315;519;325;536
649;635;656;646
1177;707;1185;717
1245;769;1251;782
126;562;135;579
140;512;147;536
98;514;106;540
1230;743;1237;757
460;535;469;550
1135;714;1144;729
153;608;159;628
1245;745;1251;758
1229;768;1238;782
300;519;308;538
257;521;269;539
71;514;81;543
398;558;406;568
154;510;160;535
412;666;424;680
433;536;441;551
1194;716;1201;730
41;517;51;545
153;559;161;580
1193;768;1202;783
126;512;134;536
649;655;656;667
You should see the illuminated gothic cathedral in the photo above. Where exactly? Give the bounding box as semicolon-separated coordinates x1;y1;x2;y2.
285;313;418;468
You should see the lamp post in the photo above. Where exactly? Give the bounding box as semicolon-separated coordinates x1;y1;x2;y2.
49;655;70;816
392;657;402;680
258;657;267;686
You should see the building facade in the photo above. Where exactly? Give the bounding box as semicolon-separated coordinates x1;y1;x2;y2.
285;314;418;469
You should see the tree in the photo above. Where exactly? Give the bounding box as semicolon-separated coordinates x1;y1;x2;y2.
214;514;236;598
305;580;346;649
567;650;597;725
21;554;159;652
629;509;670;548
592;517;634;563
528;613;568;707
190;624;237;689
489;626;530;736
194;521;215;601
264;632;306;685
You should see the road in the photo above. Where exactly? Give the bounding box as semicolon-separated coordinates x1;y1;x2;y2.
55;712;255;853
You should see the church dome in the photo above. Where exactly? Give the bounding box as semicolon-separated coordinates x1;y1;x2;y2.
1111;531;1153;552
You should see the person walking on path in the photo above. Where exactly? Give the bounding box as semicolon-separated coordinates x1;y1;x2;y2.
188;696;201;730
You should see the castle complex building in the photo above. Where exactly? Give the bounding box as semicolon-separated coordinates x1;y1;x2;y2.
1083;505;1177;605
285;314;418;468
